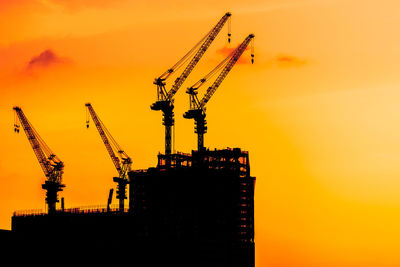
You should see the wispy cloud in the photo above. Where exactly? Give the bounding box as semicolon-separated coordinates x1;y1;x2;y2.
0;0;126;12
237;0;337;15
26;49;70;70
17;49;73;78
274;54;307;68
40;0;126;11
215;46;307;68
216;46;251;65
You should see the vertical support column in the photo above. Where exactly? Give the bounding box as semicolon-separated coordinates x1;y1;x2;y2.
165;124;172;155
61;197;65;212
162;104;175;168
198;131;204;152
195;114;207;151
162;105;174;157
128;171;135;213
42;180;65;214
113;177;128;213
107;188;114;212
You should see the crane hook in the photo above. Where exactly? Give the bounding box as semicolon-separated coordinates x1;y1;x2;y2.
14;124;20;133
13;111;20;133
85;106;90;129
251;38;255;64
227;17;232;43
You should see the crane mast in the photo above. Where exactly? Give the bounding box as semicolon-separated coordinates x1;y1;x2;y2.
13;106;65;214
85;103;132;212
151;12;232;157
183;34;255;151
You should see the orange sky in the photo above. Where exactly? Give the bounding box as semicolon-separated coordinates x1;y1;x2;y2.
1;0;400;266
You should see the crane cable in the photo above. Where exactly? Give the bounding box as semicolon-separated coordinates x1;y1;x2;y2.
189;35;254;93
14;110;61;163
189;49;234;91
251;38;255;63
158;16;232;82
86;108;129;159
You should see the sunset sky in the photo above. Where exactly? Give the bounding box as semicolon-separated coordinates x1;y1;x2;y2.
1;0;400;266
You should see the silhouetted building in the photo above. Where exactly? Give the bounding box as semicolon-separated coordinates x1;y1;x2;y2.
8;148;255;267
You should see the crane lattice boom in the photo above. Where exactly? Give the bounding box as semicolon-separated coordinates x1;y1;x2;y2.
14;106;65;214
165;12;232;101
201;34;255;110
152;12;232;156
85;103;132;180
13;106;64;184
183;34;255;151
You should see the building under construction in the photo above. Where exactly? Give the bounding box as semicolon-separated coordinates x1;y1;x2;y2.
8;148;255;266
2;12;256;266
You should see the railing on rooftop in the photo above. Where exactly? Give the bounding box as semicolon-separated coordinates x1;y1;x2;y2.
13;204;129;217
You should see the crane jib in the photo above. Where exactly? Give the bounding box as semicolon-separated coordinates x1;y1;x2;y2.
183;34;254;151
165;12;232;101
13;106;64;184
199;34;254;109
153;12;232;155
85;103;131;179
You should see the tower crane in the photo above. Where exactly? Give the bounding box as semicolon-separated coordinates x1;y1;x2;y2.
151;12;232;157
13;106;65;214
183;34;255;151
85;103;132;212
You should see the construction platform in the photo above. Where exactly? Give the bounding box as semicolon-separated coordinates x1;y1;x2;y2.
6;148;255;267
